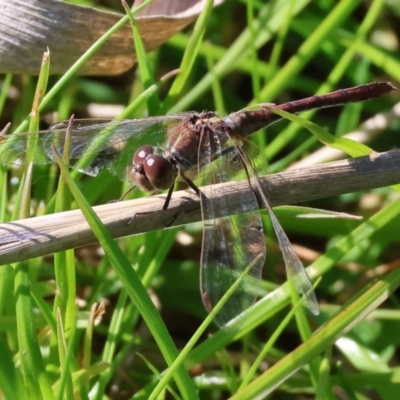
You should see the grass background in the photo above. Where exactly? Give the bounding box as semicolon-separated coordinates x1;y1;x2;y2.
1;0;400;399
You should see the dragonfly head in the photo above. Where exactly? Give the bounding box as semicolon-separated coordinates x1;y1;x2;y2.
131;145;176;192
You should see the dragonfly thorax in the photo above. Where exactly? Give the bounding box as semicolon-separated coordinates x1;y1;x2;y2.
130;145;176;192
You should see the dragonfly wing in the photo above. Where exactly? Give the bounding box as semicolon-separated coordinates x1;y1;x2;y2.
236;137;319;315
198;128;266;328
0;116;185;181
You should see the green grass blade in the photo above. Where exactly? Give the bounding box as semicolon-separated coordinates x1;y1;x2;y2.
119;69;179;119
53;116;77;345
92;292;128;400
14;161;54;399
149;256;260;400
267;106;373;156
123;0;160;114
231;266;400;398
52;147;198;399
185;197;400;367
168;0;310;113
162;0;214;111
315;349;333;400
255;0;362;103
0;337;26;399
238;284;316;389
0;73;12;116
54;310;74;400
266;0;386;159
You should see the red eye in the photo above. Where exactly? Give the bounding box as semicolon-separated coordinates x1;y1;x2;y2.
132;145;154;165
130;168;154;192
143;155;176;191
130;146;175;192
130;145;156;192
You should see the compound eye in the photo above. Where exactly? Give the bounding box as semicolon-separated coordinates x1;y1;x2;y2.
143;155;176;191
130;169;154;192
130;145;156;192
132;145;154;166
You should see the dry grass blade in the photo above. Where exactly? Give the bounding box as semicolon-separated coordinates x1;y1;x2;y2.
0;0;223;75
1;149;400;265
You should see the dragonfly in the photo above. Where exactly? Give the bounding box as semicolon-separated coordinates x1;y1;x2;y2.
0;82;396;327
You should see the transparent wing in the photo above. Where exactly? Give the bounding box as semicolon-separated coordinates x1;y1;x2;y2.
236;136;319;315
0;116;186;181
198;127;266;328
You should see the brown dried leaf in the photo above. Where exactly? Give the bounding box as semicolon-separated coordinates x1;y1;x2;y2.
0;0;223;76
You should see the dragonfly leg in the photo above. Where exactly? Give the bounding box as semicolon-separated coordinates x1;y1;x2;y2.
162;184;176;210
162;172;206;227
106;184;137;204
180;171;201;196
118;184;137;201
